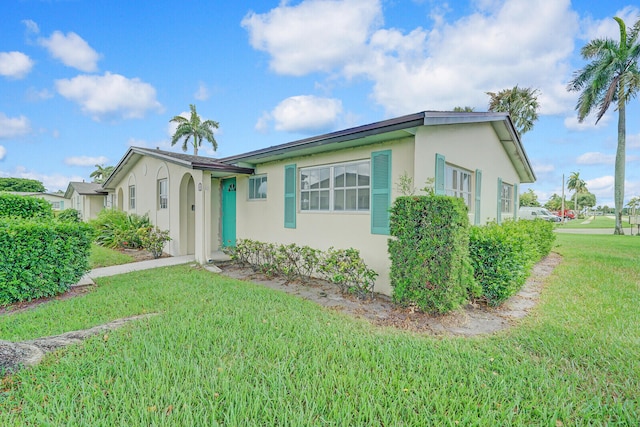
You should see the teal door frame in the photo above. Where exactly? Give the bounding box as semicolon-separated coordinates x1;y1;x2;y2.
221;178;237;247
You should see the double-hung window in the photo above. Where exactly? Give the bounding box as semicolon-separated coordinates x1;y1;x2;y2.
129;185;136;210
249;175;267;200
501;182;513;213
300;160;370;211
445;165;472;208
158;179;168;209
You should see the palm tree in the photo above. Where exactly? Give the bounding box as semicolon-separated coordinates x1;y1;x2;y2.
486;86;540;136
452;106;475;112
567;171;587;212
90;164;115;184
567;16;640;235
169;104;219;156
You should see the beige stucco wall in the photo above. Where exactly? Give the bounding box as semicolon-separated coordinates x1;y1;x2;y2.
235;137;415;296
414;123;521;224
110;156;214;262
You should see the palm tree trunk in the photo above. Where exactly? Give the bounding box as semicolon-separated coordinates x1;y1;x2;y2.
614;99;626;235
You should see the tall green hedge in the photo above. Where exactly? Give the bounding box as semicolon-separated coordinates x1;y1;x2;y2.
469;219;555;306
388;196;478;314
0;193;53;219
0;218;93;306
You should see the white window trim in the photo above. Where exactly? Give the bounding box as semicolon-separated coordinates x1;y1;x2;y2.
299;159;370;213
158;179;168;210
248;175;267;200
445;164;472;209
501;182;514;213
129;185;136;210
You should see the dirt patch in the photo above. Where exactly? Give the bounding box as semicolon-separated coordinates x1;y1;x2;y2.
0;284;96;317
219;252;562;336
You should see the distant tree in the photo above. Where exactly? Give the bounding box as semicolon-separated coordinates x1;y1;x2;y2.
567;171;588;212
577;192;596;212
544;193;565;211
0;177;46;192
603;205;610;214
519;188;541;207
627;196;640;216
487;86;540;136
90;164;115;184
170;104;219;156
452;106;475;112
567;16;640;235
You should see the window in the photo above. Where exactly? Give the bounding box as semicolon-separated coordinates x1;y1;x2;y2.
51;201;61;210
445;165;472;208
501;182;513;213
129;185;136;210
158;179;168;209
300;160;370;212
249;175;267;200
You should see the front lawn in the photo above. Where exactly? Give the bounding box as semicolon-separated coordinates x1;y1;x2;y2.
557;215;633;229
0;234;638;425
89;243;135;268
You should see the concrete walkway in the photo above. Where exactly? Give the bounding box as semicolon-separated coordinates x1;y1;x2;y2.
75;251;232;287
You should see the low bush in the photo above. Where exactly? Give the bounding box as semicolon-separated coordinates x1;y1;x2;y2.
0;218;93;306
230;239;377;299
0;193;53;219
89;209;151;249
57;208;82;223
136;226;171;259
388;196;478;314
469;219;555;306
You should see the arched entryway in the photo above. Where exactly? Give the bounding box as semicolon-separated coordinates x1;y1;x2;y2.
179;174;196;255
117;188;124;211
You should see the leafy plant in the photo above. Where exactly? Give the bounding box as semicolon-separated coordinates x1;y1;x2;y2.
0;193;53;219
89;209;151;249
57;208;82;223
136;226;171;259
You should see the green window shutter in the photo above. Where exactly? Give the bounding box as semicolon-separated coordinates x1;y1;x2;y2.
284;164;296;229
435;153;446;195
474;169;482;225
60;200;64;210
496;177;503;224
371;150;392;235
513;183;519;220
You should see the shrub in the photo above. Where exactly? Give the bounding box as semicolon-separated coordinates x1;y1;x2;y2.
229;239;377;299
388;195;477;314
468;219;555;306
0;218;93;306
89;209;151;249
0;193;53;219
137;226;171;258
57;208;82;223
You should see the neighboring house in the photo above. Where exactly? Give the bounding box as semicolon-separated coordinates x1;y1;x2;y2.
64;182;108;221
6;192;70;211
103;111;535;296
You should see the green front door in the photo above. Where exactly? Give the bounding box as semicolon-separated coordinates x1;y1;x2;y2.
221;178;237;247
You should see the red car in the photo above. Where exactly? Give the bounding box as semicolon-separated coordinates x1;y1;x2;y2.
555;209;576;219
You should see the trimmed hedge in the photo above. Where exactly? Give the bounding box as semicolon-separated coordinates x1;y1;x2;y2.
388;196;478;314
469;219;555;306
0;218;93;306
0;193;53;219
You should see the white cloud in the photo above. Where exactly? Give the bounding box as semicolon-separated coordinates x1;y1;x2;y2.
629;133;640;149
22;19;40;35
243;0;579;116
0;113;31;139
242;0;382;76
581;6;640;41
0;166;84;193
0;51;34;79
64;155;108;167
564;113;613;131
55;72;163;120
26;87;54;101
194;82;210;101
0;146;6;160
532;162;555;174
576;152;614;165
260;95;343;133
38;31;101;72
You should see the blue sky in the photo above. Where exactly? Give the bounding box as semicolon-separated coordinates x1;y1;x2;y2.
1;0;639;207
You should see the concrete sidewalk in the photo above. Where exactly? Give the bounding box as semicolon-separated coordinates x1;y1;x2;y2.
75;255;196;286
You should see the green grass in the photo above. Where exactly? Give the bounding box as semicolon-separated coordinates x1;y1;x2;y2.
0;235;638;425
89;243;135;268
557;215;629;229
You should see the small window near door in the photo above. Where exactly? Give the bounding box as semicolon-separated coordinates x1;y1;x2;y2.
249;175;267;200
129;185;136;210
158;179;168;209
